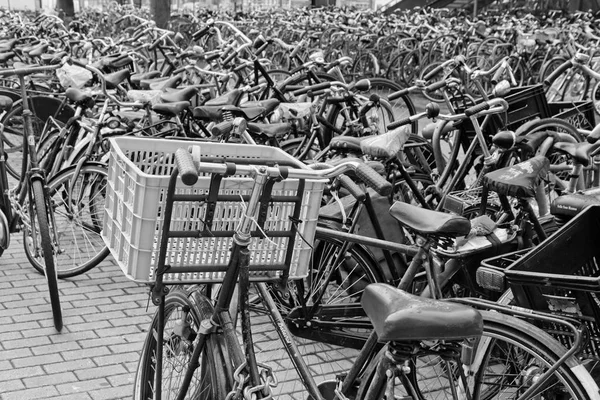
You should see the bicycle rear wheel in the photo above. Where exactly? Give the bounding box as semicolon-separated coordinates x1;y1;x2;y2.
353;309;595;399
134;289;230;400
27;179;62;331
25;163;109;278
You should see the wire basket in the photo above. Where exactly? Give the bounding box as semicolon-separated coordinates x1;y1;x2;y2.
443;186;500;216
102;137;326;284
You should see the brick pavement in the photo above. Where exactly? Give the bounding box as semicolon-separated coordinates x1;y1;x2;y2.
0;237;356;400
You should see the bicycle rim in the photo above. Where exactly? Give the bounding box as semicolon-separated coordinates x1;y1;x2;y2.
25;163;110;278
134;289;229;400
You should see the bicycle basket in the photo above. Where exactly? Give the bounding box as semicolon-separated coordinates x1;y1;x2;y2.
505;205;600;359
102;137;325;284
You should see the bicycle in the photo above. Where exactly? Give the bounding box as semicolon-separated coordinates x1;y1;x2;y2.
100;135;598;399
0;62;66;331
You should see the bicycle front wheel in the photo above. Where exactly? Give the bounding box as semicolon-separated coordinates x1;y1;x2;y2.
134;289;230;400
25;163;110;278
28;179;62;331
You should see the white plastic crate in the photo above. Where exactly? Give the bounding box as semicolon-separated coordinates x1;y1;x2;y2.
102;137;325;283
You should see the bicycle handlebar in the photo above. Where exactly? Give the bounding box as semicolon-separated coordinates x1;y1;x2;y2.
0;62;63;77
543;59;572;87
387;98;508;130
174;148;392;196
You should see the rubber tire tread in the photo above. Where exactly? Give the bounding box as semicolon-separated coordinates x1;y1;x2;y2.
31;179;62;331
134;289;230;400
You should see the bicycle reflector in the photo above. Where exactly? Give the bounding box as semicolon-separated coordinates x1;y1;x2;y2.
476;266;507;292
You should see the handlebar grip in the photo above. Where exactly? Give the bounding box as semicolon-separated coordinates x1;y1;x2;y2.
588;123;600;143
149;38;162;51
205;52;221;62
423;63;444;81
543;59;573;87
290;43;301;58
425;80;446;93
339;174;366;201
292;81;331;96
490;64;505;85
211;121;234;137
388;88;410;101
175;148;198;186
387;117;411;130
222;52;237;66
132;29;147;42
355;163;392;196
465;102;491;117
192;26;211;41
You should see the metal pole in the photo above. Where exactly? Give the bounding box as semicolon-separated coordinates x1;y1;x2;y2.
473;0;478;18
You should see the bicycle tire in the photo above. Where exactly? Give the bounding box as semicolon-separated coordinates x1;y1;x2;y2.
29;179;62;332
354;309;595;399
368;77;418;133
26;163;110;278
322;93;395;146
2;98;75;180
134;289;230;400
351;52;379;80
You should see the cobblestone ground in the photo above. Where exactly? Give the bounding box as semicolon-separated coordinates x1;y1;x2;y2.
0;236;360;400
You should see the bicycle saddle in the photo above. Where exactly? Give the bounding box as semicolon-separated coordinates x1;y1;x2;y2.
153;101;190;117
27;43;49;57
204;89;242;107
192;106;223;121
553;141;600;167
105;69;131;89
0;95;13;112
483;155;550;198
160;86;198;103
65;88;95;109
0;52;15;64
130;71;161;87
0;39;19;52
99;54;133;70
241;98;280;115
389;202;471;237
40;51;67;65
222;105;265;121
361;126;410;158
361;283;483;341
148;74;182;91
247;122;292;138
551;192;600;219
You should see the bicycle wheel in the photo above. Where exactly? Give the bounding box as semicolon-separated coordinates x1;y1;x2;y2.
351;52;379;80
134;289;230;400
27;179;62;331
368;77;417;133
354;310;595;399
25;163;110;278
252;234;385;396
322;94;395;145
